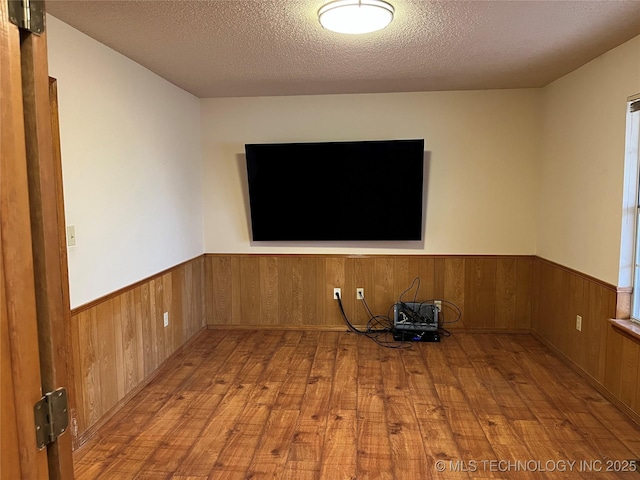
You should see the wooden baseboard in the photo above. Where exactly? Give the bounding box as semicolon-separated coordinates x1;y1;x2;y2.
206;325;532;335
448;328;531;334
207;324;354;332
531;330;640;427
72;326;208;455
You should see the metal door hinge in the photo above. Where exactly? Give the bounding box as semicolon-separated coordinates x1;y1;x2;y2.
8;0;44;34
34;387;69;450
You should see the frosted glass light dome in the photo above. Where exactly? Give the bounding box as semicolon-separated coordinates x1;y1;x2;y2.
318;0;395;35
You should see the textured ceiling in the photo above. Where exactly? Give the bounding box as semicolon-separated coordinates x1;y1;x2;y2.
46;0;640;98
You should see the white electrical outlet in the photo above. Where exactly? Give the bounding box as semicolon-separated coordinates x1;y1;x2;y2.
434;300;442;311
333;288;341;300
356;288;364;300
576;315;582;332
163;311;169;328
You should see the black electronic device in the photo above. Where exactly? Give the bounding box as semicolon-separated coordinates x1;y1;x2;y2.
393;302;438;331
392;330;440;342
392;301;440;342
244;139;425;241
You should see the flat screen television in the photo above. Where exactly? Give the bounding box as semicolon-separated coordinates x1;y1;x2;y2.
244;139;425;241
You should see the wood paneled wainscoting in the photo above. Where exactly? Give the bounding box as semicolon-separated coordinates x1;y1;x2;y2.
204;254;534;331
71;254;640;451
70;256;206;446
532;257;640;423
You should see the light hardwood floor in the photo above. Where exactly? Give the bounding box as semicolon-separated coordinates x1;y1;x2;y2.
73;329;640;479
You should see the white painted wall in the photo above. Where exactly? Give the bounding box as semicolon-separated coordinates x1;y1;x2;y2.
47;16;204;308
47;15;640;300
201;90;541;255
537;35;640;285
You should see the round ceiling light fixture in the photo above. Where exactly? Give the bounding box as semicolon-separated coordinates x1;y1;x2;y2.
318;0;395;35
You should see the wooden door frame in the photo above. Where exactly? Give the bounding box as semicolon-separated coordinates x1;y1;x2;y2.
1;2;74;479
49;75;78;452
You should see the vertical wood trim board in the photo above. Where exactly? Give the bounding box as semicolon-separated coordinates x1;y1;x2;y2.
616;287;632;320
0;3;51;474
532;257;640;419
70;256;206;442
204;254;534;331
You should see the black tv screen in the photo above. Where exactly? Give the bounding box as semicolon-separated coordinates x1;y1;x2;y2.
245;139;425;241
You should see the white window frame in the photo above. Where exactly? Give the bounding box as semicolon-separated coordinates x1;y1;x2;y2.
626;96;640;322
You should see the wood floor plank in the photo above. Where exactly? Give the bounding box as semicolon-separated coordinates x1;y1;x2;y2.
356;338;394;480
400;343;470;479
377;347;430;479
319;409;357;480
284;331;338;475
247;408;301;479
274;331;318;411
175;333;284;477
72;331;640;480
208;381;283;477
356;391;394;480
173;383;254;477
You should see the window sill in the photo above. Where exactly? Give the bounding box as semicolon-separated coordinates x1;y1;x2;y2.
608;318;640;343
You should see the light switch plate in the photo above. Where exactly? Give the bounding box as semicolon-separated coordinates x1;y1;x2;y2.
66;225;76;246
